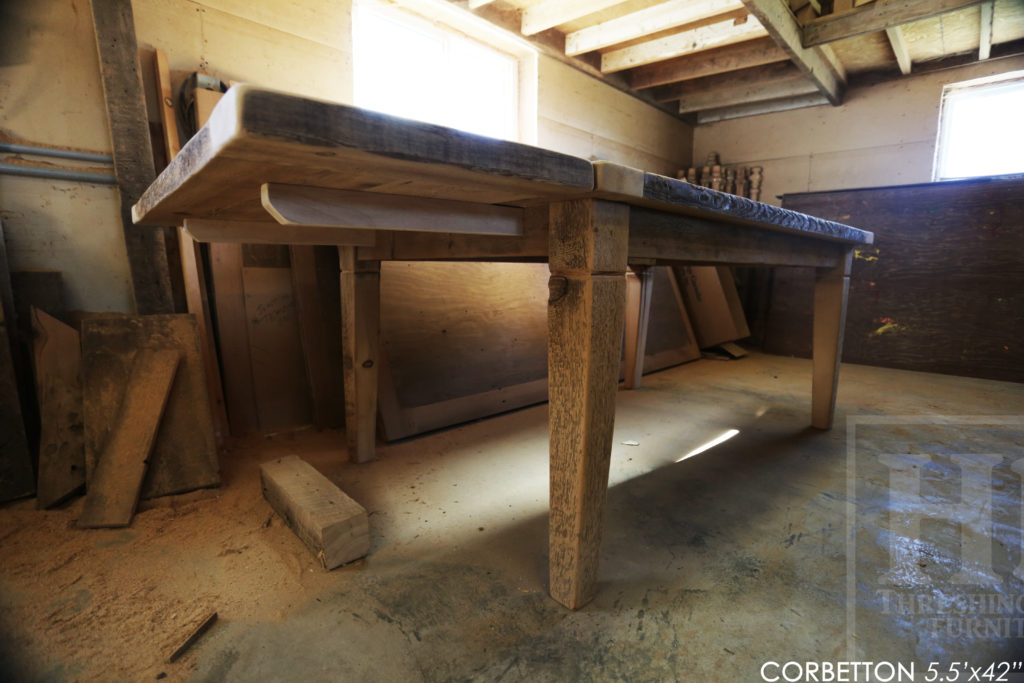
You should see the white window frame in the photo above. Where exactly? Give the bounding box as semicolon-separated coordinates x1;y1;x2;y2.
932;69;1024;181
352;0;538;144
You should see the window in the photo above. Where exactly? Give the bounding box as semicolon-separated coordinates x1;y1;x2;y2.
353;0;537;143
933;70;1024;180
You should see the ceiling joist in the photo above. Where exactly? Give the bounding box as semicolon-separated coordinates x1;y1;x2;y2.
629;36;788;90
979;0;994;60
679;77;818;113
885;25;912;74
521;0;625;36
802;0;988;47
697;92;829;123
565;0;745;56
602;12;768;73
741;0;846;105
651;60;802;102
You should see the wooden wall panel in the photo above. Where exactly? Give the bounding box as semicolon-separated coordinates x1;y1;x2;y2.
772;175;1024;382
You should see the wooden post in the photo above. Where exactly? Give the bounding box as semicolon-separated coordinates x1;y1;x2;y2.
339;247;380;463
91;0;175;314
622;266;654;390
811;248;853;429
547;198;628;609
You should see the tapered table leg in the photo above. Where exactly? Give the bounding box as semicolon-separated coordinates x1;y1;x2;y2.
811;249;853;429
547;199;629;609
339;247;380;462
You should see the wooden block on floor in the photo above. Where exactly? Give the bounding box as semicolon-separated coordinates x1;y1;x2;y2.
260;455;369;569
82;315;219;499
31;307;86;508
79;349;180;528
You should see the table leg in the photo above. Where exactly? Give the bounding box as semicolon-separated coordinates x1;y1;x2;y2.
339;247;380;463
623;266;654;390
548;199;629;609
811;249;853;430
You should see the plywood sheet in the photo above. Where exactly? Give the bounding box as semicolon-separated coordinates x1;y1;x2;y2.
643;267;701;372
242;267;313;431
82;315;219;499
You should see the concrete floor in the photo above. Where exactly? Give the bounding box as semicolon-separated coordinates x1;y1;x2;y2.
2;352;1023;681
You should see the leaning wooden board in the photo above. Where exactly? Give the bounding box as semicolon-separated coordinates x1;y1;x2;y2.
81;315;219;499
79;349;180;528
32;308;86;508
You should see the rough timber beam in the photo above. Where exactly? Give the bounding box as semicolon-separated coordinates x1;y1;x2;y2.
741;0;845;105
802;0;987;47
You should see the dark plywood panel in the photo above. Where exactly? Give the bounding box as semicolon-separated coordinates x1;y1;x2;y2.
775;176;1024;382
0;302;33;503
0;221;34;503
31;308;85;508
82;315;219;499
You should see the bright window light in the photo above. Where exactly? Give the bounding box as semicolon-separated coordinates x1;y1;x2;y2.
353;0;520;141
933;70;1024;180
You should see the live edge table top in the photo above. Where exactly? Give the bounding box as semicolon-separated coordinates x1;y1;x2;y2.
132;85;873;250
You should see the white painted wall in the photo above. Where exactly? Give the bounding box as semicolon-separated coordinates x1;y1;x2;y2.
0;0;691;312
694;55;1024;205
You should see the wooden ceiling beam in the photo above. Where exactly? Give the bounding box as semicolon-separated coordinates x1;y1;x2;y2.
521;0;625;36
565;0;745;56
886;25;912;74
979;0;994;60
802;0;987;47
602;12;768;73
697;92;829;123
741;0;845;104
680;77;818;113
651;61;802;102
629;36;788;89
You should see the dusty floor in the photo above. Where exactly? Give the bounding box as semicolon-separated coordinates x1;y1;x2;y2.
1;352;1023;681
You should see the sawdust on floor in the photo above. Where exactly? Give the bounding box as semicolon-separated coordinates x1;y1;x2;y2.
0;428;349;681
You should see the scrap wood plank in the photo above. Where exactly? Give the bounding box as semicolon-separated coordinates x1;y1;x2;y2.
31;308;86;508
0;219;34;503
78;349;180;528
153;48;230;445
260;455;369;569
82;315;219;499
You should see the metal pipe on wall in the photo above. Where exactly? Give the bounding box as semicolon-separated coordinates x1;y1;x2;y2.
0;162;117;185
0;142;113;164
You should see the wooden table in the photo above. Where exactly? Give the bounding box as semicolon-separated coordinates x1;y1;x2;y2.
134;86;873;610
